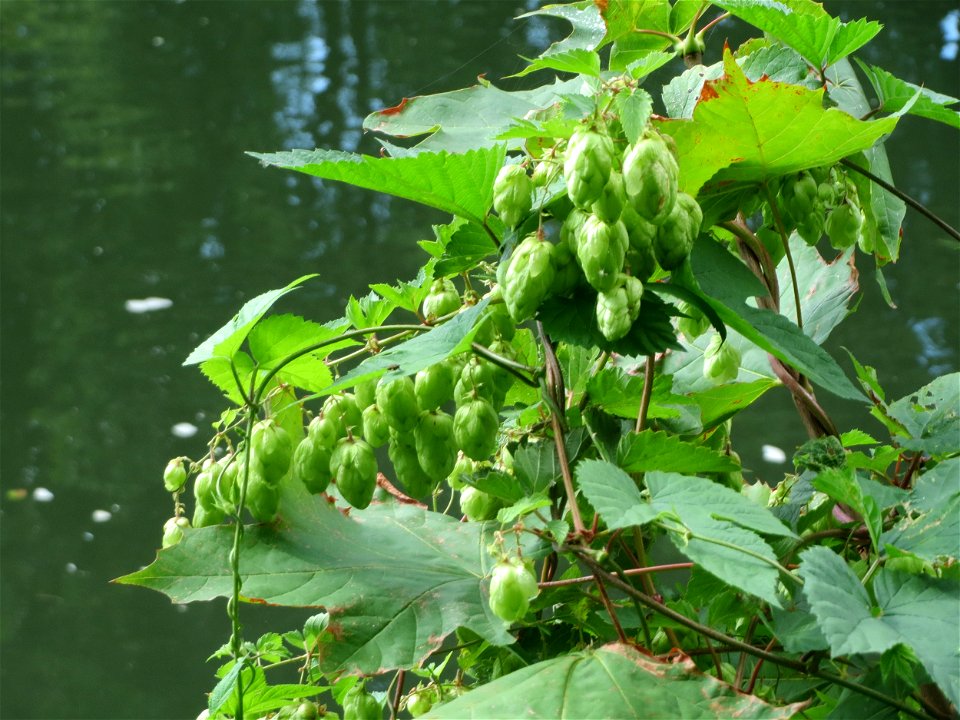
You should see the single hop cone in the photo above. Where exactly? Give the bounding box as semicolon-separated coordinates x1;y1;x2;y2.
621;204;659;281
564;129;615;210
596;274;643;341
576;215;628;293
623;132;680;225
502;234;556;322
422;277;461;322
702;333;741;385
653;192;702;270
492;163;534;228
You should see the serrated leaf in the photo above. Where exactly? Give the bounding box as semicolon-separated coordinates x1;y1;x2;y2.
117;496;532;675
513;48;601;78
434;222;497;277
345;291;396;330
841;430;878;447
771;592;829;654
711;0;881;69
575;459;658;530
614;88;653;144
659;49;897;198
200;351;255;404
689;237;863;401
799;547;960;707
361;78;584;154
855;60;960;129
184;275;318;366
248;147;504;224
247;315;354;394
626;50;675;80
538;287;681;357
617;429;739;473
881;458;960;564
886;373;960;456
518;3;607;57
427;642;802;719
514;442;560;495
325;297;489;393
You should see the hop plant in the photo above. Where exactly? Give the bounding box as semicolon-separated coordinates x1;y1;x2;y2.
653;192;702;269
492;163;533;228
422;277;461;322
702;333;741;385
564;129;616;209
502;233;556;322
576;215;628;292
596;274;643;341
622;131;679;225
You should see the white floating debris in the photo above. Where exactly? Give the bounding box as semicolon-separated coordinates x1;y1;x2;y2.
172;422;198;438
92;509;112;523
66;563;78;574
762;444;787;464
125;297;173;314
32;487;54;502
82;532;95;542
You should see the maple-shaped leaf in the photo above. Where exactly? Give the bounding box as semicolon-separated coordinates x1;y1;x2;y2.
658;49;898;198
711;0;881;69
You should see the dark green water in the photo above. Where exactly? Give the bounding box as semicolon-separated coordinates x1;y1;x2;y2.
1;2;956;718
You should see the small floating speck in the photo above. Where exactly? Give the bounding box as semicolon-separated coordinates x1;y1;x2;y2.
125;297;173;314
66;563;78;574
92;509;112;523
82;532;95;541
32;487;54;502
761;445;787;464
172;422;198;438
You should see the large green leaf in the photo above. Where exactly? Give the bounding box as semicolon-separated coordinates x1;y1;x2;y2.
688;237;863;401
711;0;881;69
248;147;504;224
577;463;796;605
659;49;897;198
881;457;960;565
617;429;739;474
117;495;526;675
428;643;801;719
885;373;960;456
360;78;583;154
184;275;318;366
799;547;960;707
855;60;960;130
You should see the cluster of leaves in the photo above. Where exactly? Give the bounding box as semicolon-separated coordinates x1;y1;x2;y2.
118;1;959;719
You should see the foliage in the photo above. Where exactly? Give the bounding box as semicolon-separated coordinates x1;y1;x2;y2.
118;2;959;719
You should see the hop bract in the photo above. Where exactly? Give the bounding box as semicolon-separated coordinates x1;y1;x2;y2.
653;191;702;269
596;274;643;341
703;333;741;385
488;557;540;622
502;234;556;322
576;215;628;293
623;132;679;225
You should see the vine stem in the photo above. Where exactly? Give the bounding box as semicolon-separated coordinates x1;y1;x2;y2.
761;182;803;330
840;158;960;242
538;562;693;589
571;549;933;720
634;355;655;433
470;341;540;387
592;573;629;643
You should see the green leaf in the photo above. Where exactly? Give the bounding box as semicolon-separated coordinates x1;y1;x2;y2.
370;268;431;316
434;222;497;277
428;642;802;719
117;496;531;675
518;3;607;57
711;0;881;69
881;458;960;565
361;78;584;154
770;593;829;654
184;275;318;366
513;441;560;495
799;547;960;707
324;297;489;394
626;50;676;80
614;88;654;144
345;291;396;330
659;49;897;198
689;238;863;401
617;429;740;474
513;49;601;79
856;60;960;129
248;147;505;225
200;351;255;404
885;373;960;456
575;459;657;530
689;379;780;430
247;315;356;394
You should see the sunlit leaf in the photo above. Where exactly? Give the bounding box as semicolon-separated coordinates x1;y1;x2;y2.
855;60;960;129
885;373;960;456
711;0;881;69
428;643;803;719
617;429;740;473
248;147;505;224
658;50;898;198
184;275;318;366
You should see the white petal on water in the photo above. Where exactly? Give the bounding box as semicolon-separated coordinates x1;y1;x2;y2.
32;487;54;502
172;422;198;438
66;563;78;574
92;509;112;523
762;444;787;464
124;297;173;314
